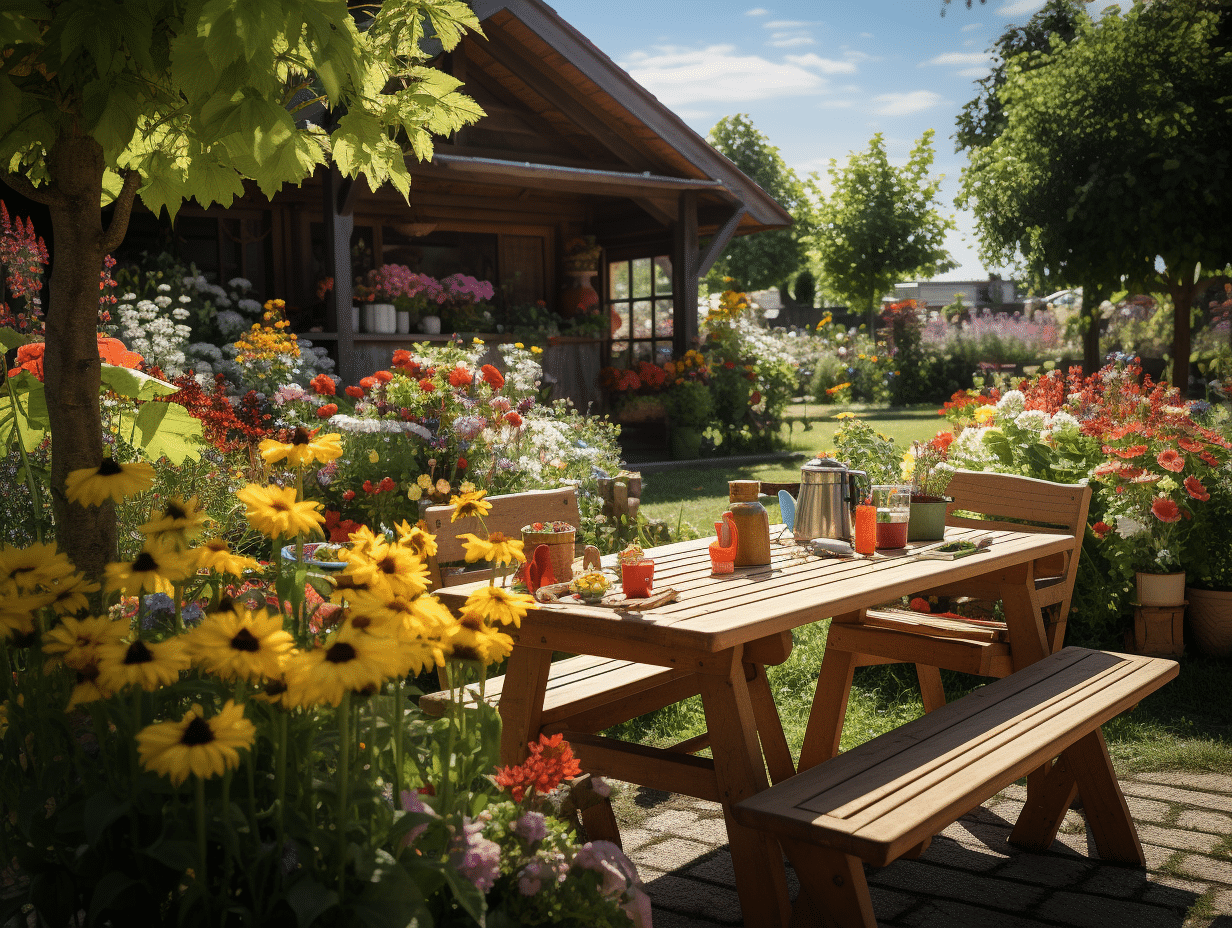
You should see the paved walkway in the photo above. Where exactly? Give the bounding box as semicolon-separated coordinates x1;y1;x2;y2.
619;771;1232;928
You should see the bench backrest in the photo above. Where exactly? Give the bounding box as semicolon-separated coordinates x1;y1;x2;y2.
421;486;581;590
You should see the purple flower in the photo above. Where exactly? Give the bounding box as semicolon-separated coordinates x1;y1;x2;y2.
518;859;545;896
514;811;547;844
397;790;438;850
451;820;501;893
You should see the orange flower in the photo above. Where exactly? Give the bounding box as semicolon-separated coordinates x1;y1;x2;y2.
481;364;504;390
1155;449;1184;473
493;733;581;802
448;366;472;388
8;343;44;379
1150;497;1181;523
317;403;338;418
96;336;144;369
1184;475;1210;501
373;370;393;384
310;374;336;396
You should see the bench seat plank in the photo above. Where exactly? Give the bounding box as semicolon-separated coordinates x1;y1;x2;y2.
736;648;1177;869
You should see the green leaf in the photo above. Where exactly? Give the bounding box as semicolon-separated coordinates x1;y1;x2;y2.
83;791;132;845
352;861;431;928
100;363;179;400
285;876;339;928
119;402;203;464
0;326;32;351
86;871;138;925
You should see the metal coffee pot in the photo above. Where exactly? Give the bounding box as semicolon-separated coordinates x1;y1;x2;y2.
791;456;866;543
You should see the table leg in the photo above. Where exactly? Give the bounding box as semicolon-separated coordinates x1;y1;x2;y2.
780;839;877;928
798;615;861;770
1009;755;1079;852
1063;729;1145;865
998;564;1050;669
497;646;552;765
699;649;792;928
745;661;796;784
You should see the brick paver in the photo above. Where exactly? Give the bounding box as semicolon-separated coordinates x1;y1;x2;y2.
621;774;1232;927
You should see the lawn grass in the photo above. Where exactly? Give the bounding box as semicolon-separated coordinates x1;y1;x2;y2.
616;403;1232;781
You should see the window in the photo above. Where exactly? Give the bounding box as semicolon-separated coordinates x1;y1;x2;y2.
607;256;673;367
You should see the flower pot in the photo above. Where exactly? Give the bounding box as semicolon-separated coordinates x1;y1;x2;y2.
396;310;411;334
1135;571;1186;607
375;302;397;333
361;303;378;333
350;305;360;332
521;525;575;581
1186;587;1232;657
907;500;948;541
560;270;598;319
421;314;441;335
669;426;703;460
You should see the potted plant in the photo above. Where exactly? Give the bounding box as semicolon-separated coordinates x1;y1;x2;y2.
902;433;956;541
663;379;714;460
1184;466;1232;655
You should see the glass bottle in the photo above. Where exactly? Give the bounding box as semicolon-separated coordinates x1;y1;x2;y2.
727;480;771;567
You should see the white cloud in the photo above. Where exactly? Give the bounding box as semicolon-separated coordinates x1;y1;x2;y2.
621;45;826;105
745;6;769;15
764;20;811;28
997;0;1045;18
785;53;858;74
871;90;944;116
859;32;873;39
921;51;991;67
816;99;854;109
961;23;983;32
957;66;991;78
768;34;815;48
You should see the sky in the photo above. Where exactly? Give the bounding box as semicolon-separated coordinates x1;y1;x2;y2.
546;0;1118;284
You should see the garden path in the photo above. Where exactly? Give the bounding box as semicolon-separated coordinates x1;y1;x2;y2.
619;770;1232;927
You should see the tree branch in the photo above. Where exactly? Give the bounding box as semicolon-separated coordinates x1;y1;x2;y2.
1;170;61;207
101;171;141;253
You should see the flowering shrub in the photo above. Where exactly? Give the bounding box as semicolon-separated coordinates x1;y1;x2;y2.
901;431;955;501
921;307;1061;369
0;201;48;335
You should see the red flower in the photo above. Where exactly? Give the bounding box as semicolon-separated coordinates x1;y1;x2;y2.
749;390;762;405
1150;497;1181;523
930;432;955;452
723;361;736;370
1109;444;1147;459
360;376;377;390
309;373;336;396
378;476;396;493
1092;521;1111;539
418;378;436;394
457;457;467;470
493;733;582;802
343;490;356;502
481;364;505;390
504;411;523;428
345;385;365;398
1156;449;1184;472
373;370;393;384
316;403;337;418
363;480;374;494
1178;437;1204;454
909;597;931;613
1184;475;1210;501
448;366;473;388
324;510;362;543
96;336;144;369
8;342;44;379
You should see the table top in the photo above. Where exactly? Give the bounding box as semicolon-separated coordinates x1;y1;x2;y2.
434;527;1075;658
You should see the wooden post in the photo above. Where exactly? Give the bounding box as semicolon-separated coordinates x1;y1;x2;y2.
672;189;698;357
324;167;356;384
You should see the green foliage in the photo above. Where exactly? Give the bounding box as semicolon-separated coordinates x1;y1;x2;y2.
791;269;816;308
810;131;956;324
831;419;901;490
706;114;811;290
662;380;714;429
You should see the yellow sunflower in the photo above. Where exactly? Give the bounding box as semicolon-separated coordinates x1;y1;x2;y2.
0;607;36;644
97;637;190;692
458;532;525;568
394;520;438;558
409;593;456;635
65;458;157;507
43;615;128;670
185;607;294;682
342;591;413;638
66;660;113;710
103;543;196;597
47;573;102;616
449;490;491;523
0;542;76;591
344;543;428;599
462;585;534;628
139;497;210;545
236;484;324;539
137;701;256;787
285;626;403;707
344;525;383;557
259;427;344;468
192;539;263;577
328;570;375;604
446;612;514;664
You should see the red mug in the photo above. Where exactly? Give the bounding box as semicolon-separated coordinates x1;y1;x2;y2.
621;559;655;599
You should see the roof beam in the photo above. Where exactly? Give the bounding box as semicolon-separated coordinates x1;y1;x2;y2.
423;154;724;196
696;205;746;278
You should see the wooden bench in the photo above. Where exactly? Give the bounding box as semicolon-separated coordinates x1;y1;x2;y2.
733;647;1177;928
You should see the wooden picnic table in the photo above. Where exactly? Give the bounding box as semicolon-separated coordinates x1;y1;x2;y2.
435;526;1075;928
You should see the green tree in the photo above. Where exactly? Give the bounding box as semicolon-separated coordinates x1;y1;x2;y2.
957;0;1232;390
811;130;956;335
0;0;483;573
706;114;810;291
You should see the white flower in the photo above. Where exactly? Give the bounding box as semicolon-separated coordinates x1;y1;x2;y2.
1013;409;1048;432
178;294;192;304
228;277;252;291
1046;411;1080;437
156;283;171;292
995;390;1025;417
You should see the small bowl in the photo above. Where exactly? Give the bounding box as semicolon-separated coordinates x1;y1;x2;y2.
281;542;347;571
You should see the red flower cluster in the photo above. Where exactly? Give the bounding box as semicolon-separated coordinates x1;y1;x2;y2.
481;364;504;390
448;366;473;388
504;412;523;428
317;403;338;418
373;370;393;384
324;509;363;543
166;373;272;452
418;379;436;394
493;733;582;802
362;477;397;494
310;373;336;396
345;385;364;399
359;376;377;390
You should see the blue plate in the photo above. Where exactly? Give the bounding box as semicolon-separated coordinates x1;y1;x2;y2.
778;490;796;532
281;542;347;570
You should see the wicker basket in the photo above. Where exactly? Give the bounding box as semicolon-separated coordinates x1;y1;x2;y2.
522;526;576;582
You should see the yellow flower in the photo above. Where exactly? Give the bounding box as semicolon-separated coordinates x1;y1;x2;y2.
0;607;35;644
259;427;343;468
97;637;190;692
972;405;996;424
458;532;525;568
43;616;128;671
103;542;196;597
395;521;438;558
835;411;858;420
192;539;263;577
65;458;156;506
139;496;210;546
447;612;514;664
66;659;113;709
344;542;428;599
462;585;533;627
0;542;76;592
368;450;380;464
459;481;475;494
137;701;255;787
185;607;294;682
530;346;543;355
514;342;524;349
237;484;324;539
417;474;432;490
435;478;451;497
286;627;402;707
345;525;383;557
450;490;492;523
407;485;422;501
571;571;610;595
47;573;102;615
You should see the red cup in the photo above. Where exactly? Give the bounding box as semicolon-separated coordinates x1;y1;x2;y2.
876;521;909;549
621;559;655;598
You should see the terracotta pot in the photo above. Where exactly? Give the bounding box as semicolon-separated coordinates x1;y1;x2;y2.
1187;587;1232;657
560;270;599;318
1135;571;1186;607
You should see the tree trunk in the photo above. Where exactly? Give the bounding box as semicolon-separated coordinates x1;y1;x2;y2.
44;135;114;576
1169;279;1194;398
1081;283;1107;376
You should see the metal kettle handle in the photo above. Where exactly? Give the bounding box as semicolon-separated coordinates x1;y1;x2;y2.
845;470;867;509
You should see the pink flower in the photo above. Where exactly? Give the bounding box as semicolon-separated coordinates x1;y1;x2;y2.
1156;448;1184;472
1151;497;1181;523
